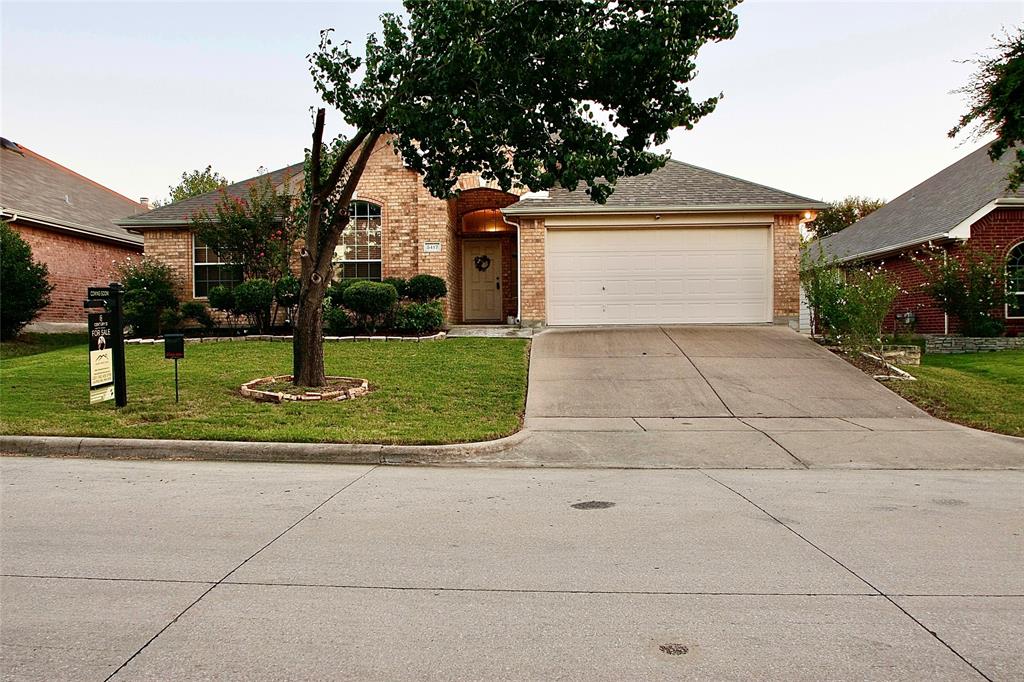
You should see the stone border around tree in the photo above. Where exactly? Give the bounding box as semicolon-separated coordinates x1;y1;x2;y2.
125;331;447;345
240;375;371;403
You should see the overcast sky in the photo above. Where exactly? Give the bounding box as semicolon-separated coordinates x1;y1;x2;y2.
3;0;1021;205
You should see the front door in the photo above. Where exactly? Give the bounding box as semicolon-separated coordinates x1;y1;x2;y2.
463;240;503;322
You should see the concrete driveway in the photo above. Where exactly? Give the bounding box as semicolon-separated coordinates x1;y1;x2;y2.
515;326;1024;469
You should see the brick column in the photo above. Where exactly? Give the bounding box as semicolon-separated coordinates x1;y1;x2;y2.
518;217;546;326
772;214;801;324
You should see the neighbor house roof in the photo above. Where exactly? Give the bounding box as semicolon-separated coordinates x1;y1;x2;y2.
0;138;145;246
117;162;305;229
502;158;825;216
817;142;1024;262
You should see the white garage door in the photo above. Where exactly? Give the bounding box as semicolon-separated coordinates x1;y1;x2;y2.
546;227;772;325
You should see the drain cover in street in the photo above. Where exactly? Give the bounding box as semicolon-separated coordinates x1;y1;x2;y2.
571;500;615;510
659;643;689;656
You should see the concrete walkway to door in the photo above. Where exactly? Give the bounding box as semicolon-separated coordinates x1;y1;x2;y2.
505;326;1024;469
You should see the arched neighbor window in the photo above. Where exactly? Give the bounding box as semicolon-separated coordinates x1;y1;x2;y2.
333;201;382;280
1008;242;1024;319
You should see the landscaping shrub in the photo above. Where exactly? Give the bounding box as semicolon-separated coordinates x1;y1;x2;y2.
800;251;900;355
342;281;398;333
326;278;364;308
394;301;445;334
382;276;409;299
232;278;274;332
324;305;353;335
406;274;447;302
274;275;300;309
180;301;216;332
0;224;54;340
113;257;179;337
206;285;235;313
915;246;1007;337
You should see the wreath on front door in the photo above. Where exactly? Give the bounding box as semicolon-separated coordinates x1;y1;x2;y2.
473;255;492;272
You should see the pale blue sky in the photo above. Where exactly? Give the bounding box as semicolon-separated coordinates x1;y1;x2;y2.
2;0;1021;205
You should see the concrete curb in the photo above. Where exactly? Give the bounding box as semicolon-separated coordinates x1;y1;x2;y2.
0;430;530;466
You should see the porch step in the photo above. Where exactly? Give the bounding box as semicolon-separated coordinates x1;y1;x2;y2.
446;325;534;339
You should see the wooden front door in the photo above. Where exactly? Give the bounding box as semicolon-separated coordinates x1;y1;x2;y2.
463;240;502;322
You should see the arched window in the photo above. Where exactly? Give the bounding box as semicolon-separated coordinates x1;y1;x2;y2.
333;201;382;280
1008;242;1024;319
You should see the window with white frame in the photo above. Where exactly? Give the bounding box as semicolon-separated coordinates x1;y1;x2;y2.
193;236;242;298
1008;242;1024;318
333;201;382;280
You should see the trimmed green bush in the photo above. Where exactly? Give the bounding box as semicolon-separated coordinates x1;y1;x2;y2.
0;224;54;340
232;278;274;332
274;275;300;308
114;257;179;337
326;278;365;308
406;274;447;302
394;301;444;334
206;285;236;314
343;281;398;333
180;301;215;331
324;305;353;335
382;276;409;299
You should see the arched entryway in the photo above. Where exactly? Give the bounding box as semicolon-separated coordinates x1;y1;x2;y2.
449;188;521;324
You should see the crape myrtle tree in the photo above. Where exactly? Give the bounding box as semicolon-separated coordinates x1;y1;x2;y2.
293;0;740;386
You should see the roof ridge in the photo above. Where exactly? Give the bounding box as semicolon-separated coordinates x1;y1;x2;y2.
7;143;144;208
663;157;822;204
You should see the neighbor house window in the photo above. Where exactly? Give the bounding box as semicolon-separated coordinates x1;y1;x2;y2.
1008;242;1024;318
333;200;382;280
193;236;242;298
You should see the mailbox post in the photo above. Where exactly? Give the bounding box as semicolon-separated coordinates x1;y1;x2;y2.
164;333;185;402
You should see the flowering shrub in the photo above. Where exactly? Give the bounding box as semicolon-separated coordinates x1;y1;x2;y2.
913;245;1007;337
801;250;900;354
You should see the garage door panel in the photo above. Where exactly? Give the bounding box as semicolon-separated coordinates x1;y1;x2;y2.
547;228;771;326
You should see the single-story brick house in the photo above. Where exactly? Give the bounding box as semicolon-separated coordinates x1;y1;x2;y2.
817;143;1024;335
118;136;824;327
1;138;146;327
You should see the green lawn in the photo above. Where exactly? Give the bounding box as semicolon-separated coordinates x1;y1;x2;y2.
889;350;1024;438
0;332;89;360
0;336;529;444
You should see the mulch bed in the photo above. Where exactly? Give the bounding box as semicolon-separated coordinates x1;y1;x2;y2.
832;350;910;380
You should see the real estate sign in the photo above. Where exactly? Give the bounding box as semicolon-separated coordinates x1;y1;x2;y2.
88;312;115;404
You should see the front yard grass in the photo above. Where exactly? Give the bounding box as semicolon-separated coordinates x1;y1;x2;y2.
888;350;1024;438
0;337;529;444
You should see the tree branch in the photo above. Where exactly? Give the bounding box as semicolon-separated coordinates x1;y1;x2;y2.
318;128;371;202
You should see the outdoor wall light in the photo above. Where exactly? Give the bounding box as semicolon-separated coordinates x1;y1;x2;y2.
802;210;818;223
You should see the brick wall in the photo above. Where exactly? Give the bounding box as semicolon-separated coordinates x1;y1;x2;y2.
517;217;546;325
13;222;142;323
140;228;193;300
773;213;801;321
864;207;1024;335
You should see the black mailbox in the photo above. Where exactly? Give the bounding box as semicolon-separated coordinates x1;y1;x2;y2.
164;334;185;359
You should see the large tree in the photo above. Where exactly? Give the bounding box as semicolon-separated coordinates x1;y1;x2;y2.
809;195;886;238
293;0;740;386
165;165;231;204
949;26;1024;191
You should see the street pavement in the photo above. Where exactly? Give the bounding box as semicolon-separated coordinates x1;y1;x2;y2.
2;457;1021;680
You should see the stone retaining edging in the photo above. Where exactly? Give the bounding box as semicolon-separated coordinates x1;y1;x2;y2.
924;335;1024;354
125;331;447;345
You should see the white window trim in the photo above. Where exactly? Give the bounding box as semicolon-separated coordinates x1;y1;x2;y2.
1006;240;1024;320
192;236;241;299
333;200;383;280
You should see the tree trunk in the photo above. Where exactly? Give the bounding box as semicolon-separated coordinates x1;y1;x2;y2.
293;284;327;386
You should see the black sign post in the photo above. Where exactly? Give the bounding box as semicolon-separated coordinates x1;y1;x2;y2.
164;333;185;402
85;283;127;407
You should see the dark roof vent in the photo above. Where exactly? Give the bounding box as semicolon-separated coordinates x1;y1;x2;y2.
0;137;24;155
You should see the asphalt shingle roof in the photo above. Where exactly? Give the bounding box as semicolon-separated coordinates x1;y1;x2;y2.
118;162;305;227
0;139;145;245
503;158;824;214
818;142;1024;262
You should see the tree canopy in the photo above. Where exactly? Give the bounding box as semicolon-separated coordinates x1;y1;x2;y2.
949;26;1024;191
809;196;887;238
291;0;741;386
166;165;231;204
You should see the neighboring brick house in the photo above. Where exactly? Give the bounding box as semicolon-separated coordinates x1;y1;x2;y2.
0;138;146;327
119;136;823;327
817;143;1024;335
